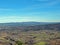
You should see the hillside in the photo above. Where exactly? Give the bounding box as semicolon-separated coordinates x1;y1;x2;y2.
0;22;60;45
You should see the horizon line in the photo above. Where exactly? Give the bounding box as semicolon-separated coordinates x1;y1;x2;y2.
0;21;60;23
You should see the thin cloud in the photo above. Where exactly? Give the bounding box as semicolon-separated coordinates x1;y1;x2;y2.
37;0;49;1
32;0;49;2
0;16;33;20
0;8;11;11
32;0;60;8
0;8;16;12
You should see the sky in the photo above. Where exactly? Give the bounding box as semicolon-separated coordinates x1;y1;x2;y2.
0;0;60;23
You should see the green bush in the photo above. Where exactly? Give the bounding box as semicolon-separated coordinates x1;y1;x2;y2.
16;41;23;45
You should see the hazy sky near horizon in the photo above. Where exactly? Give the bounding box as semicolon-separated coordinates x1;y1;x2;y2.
0;0;60;23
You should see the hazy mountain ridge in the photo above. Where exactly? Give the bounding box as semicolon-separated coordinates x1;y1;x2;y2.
0;22;60;31
0;22;53;26
27;23;60;31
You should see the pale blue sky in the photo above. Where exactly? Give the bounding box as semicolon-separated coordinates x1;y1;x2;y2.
0;0;60;23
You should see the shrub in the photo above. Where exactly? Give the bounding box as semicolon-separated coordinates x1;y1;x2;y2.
16;41;23;45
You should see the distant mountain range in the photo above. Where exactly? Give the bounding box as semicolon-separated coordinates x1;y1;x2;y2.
0;22;58;26
0;22;60;31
